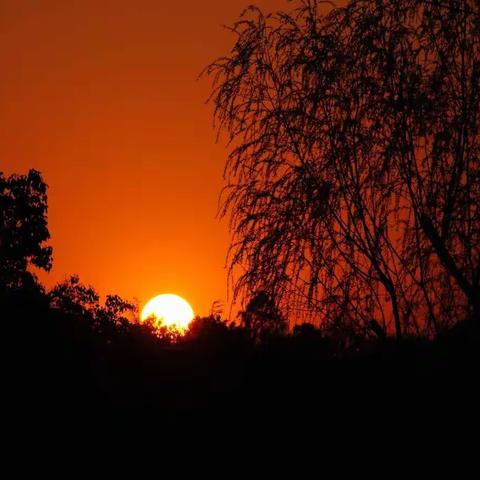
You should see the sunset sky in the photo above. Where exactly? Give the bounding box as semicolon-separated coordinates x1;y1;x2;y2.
0;0;315;316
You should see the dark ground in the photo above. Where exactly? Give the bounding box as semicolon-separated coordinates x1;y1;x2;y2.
4;289;479;456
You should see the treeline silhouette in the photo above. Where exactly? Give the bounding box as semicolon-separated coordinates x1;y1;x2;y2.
2;169;478;436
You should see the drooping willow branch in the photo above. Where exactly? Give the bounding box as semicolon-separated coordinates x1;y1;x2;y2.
206;0;480;339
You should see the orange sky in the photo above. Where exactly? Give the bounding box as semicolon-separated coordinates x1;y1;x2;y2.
0;0;323;317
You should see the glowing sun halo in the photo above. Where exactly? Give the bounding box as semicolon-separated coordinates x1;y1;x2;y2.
141;294;194;331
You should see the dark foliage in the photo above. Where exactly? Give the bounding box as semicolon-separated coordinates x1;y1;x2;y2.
0;169;52;290
238;290;288;341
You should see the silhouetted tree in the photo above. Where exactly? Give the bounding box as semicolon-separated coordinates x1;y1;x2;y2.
0;169;52;291
185;314;231;343
97;294;138;326
239;290;287;341
50;275;99;318
209;299;224;318
207;0;480;338
50;275;137;338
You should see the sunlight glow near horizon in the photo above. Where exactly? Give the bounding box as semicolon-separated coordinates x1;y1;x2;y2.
141;294;194;331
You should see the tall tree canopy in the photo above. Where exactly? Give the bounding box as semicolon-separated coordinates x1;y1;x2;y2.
207;0;480;338
0;169;52;290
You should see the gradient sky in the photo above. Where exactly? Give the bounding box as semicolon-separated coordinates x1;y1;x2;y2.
0;0;321;317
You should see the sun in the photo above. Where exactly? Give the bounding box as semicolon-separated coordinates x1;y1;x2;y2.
141;294;194;331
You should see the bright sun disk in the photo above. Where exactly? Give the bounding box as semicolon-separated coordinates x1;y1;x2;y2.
141;294;194;331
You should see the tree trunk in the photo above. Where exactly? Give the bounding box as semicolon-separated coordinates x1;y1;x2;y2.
420;214;478;324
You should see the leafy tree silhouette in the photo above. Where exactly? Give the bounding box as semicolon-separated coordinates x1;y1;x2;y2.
50;274;137;339
0;169;52;291
186;314;237;343
239;290;287;341
206;0;480;338
50;275;99;318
